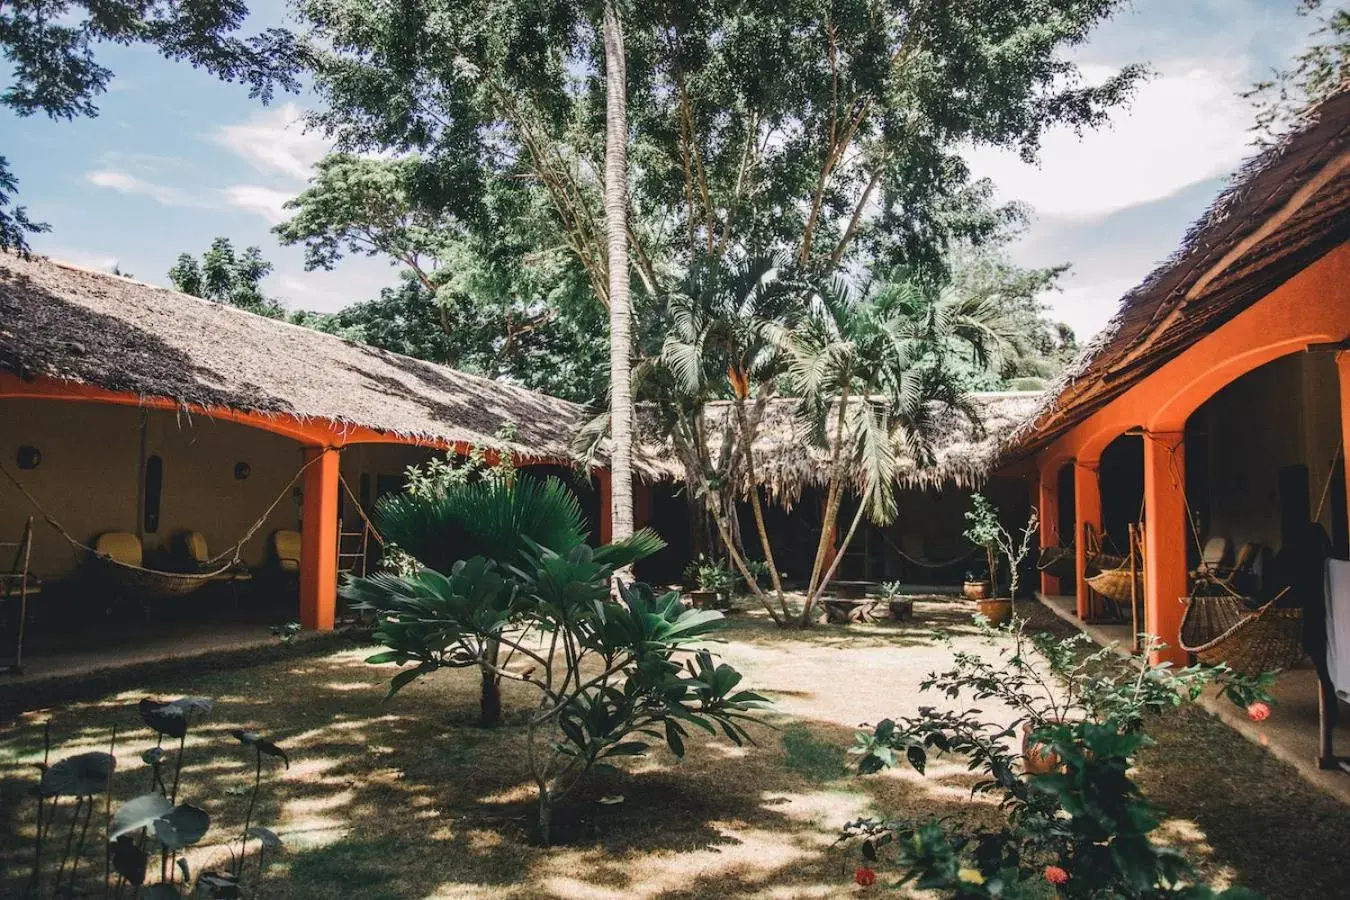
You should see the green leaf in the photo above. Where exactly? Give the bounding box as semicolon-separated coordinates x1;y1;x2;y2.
110;793;173;840
665;719;686;758
40;751;115;797
111;835;147;886
154;804;210;850
602;741;650;758
906;745;927;774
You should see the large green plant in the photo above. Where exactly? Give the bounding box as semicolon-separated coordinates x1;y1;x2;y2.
347;479;766;843
789;276;1007;623
375;472;602;727
841;620;1274;897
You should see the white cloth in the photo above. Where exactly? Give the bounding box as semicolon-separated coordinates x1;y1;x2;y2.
1324;559;1350;701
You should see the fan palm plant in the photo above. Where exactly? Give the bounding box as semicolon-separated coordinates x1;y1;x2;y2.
790;275;1013;625
345;477;763;844
661;252;805;624
372;474;648;724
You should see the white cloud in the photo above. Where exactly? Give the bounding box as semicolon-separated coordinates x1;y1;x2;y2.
965;62;1253;220
85;169;200;207
221;185;294;224
213;103;329;182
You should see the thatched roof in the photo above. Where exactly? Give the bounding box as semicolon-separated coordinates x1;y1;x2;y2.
1005;89;1350;457
635;392;1041;504
0;252;587;460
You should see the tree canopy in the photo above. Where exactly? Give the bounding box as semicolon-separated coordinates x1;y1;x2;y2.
168;237;285;318
293;0;1142;295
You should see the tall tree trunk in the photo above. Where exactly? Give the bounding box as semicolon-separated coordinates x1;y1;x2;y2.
603;2;635;557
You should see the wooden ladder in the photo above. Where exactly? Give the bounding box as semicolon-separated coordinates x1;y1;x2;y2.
336;517;371;579
0;517;39;675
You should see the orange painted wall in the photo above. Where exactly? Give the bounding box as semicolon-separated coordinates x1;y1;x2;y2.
1029;241;1350;665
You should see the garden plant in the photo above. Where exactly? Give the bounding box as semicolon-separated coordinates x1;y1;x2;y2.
24;695;288;898
343;475;768;844
841;618;1276;897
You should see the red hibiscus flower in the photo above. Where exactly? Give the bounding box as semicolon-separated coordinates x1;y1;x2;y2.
854;866;877;887
1247;702;1271;722
1044;865;1069;885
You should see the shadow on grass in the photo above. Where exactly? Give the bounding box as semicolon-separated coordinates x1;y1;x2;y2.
5;604;1346;899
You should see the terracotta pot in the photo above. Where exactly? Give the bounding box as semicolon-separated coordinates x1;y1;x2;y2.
962;580;991;601
888;599;914;621
975;597;1012;626
1021;722;1062;775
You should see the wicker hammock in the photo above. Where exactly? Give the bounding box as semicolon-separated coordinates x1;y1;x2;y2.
1036;545;1076;581
95;555;237;599
1179;595;1306;675
1085;565;1142;605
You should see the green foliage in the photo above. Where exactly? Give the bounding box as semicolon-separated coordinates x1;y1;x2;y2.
963;493;1037;598
284;0;1142;409
0;0;301;252
1245;1;1349;140
376;474;648;577
842;619;1275;898
167;237;287;318
344;476;766;842
26;695;287;898
682;554;737;594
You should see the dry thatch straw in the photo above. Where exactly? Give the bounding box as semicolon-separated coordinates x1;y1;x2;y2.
0;252;588;461
634;392;1043;507
1005;88;1350;458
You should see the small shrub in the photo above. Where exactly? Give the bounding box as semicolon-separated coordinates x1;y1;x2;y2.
840;619;1274;898
345;479;769;844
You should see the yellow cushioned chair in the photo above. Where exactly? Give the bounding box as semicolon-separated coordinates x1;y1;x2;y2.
177;531;250;581
272;530;302;574
95;532;143;567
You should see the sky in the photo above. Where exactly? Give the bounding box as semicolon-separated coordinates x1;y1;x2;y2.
2;0;1320;345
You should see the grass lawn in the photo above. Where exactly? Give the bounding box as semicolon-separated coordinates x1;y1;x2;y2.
3;598;1349;899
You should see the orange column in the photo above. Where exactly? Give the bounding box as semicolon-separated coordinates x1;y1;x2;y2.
633;479;653;531
1074;460;1102;619
1143;432;1188;666
300;447;340;632
1037;469;1060;596
597;469;613;545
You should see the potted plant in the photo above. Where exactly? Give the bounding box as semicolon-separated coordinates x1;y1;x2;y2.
879;581;913;621
683;555;735;610
961;568;990;601
962;494;1038;626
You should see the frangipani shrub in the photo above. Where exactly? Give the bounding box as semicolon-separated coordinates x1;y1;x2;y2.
344;477;767;844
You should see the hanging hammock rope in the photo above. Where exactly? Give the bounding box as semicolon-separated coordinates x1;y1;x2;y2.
0;452;326;597
338;473;386;547
880;533;981;570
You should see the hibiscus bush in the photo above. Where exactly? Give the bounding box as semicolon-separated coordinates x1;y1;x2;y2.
840;619;1274;898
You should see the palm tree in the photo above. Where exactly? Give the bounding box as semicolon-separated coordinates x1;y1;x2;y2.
603;0;635;556
661;253;803;624
791;276;1013;625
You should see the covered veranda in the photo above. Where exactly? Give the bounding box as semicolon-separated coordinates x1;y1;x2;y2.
1005;91;1350;798
0;252;593;681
